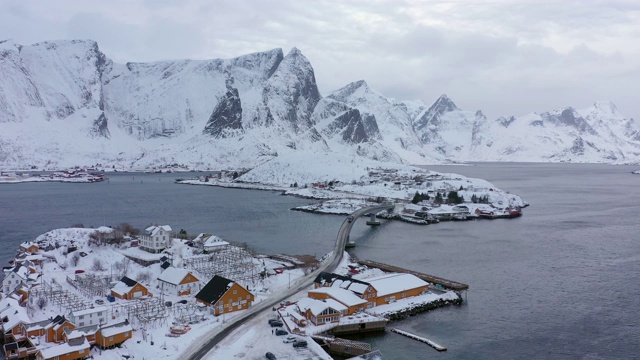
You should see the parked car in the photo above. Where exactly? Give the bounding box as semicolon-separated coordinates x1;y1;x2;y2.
275;329;288;336
268;318;279;325
95;299;104;305
177;299;188;304
165;301;173;307
270;321;283;327
292;340;308;348
282;336;297;343
265;352;276;360
347;216;354;223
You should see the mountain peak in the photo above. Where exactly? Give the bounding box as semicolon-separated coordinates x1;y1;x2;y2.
432;94;459;112
593;101;618;114
327;80;372;102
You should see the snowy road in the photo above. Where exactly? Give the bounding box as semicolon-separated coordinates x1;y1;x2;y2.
182;204;394;360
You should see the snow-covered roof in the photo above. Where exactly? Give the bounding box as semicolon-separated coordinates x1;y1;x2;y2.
145;225;172;236
158;267;197;285
4;264;29;281
39;336;89;359
203;235;229;248
331;279;370;295
0;297;30;332
20;241;38;249
71;306;107;318
366;273;428;297
65;325;98;338
100;322;132;337
111;276;143;296
96;226;114;233
296;297;347;316
309;287;367;307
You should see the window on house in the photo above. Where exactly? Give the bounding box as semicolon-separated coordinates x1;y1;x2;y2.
109;336;114;341
79;315;84;319
233;290;237;294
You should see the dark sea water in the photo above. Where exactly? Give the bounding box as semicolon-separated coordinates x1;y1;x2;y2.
1;164;639;359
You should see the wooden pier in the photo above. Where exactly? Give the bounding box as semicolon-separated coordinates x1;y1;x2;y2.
358;259;469;292
391;328;447;351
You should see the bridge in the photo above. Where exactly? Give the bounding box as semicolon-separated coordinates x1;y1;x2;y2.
182;203;395;360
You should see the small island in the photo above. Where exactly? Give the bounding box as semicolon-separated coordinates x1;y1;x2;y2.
0;170;106;184
177;152;529;224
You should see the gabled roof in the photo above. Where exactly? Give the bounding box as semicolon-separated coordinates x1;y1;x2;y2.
4;264;29;281
195;275;239;305
331;278;371;295
145;225;172;236
111;277;144;296
365;273;428;297
99;321;132;337
0;297;30;332
308;287;367;307
296;297;347;316
203;235;229;248
44;315;68;330
119;276;137;287
65;325;98;338
39;336;89;359
158;267;198;285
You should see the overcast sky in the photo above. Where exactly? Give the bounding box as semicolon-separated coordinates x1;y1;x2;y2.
2;0;639;120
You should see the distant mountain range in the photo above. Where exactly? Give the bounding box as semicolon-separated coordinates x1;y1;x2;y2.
1;39;639;170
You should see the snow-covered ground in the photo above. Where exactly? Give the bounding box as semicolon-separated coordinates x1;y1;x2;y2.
180;152;529;217
4;227;311;360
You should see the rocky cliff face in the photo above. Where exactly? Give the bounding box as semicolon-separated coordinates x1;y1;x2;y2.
1;39;639;169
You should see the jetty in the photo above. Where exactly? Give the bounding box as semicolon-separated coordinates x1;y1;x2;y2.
358;259;469;292
391;328;447;351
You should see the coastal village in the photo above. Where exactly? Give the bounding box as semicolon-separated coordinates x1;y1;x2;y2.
1;218;464;360
1;160;528;359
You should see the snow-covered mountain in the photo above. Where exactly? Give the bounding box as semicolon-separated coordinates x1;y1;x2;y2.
1;39;639;170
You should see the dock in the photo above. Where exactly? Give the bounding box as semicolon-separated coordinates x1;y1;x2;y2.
358;259;469;292
391;328;447;351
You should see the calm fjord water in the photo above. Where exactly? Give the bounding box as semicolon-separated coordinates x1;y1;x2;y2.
1;163;638;359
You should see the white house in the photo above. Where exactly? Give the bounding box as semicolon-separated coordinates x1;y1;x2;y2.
157;267;201;296
68;306;108;327
2;264;30;294
193;233;229;252
139;225;172;253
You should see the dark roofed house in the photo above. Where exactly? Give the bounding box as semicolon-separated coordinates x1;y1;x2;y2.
195;275;254;316
111;276;152;300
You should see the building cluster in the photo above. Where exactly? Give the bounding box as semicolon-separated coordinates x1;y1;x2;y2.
285;272;429;329
1;225;260;360
1;294;132;360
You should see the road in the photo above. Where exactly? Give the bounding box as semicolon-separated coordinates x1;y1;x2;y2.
183;203;394;360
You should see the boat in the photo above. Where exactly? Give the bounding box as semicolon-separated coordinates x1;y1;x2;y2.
345;241;356;248
508;207;522;218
